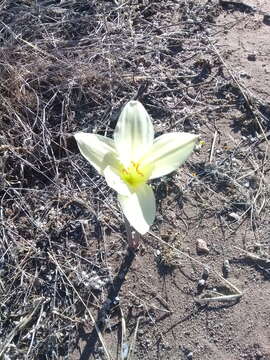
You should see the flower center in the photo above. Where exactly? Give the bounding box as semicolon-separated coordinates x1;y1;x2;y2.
120;161;148;188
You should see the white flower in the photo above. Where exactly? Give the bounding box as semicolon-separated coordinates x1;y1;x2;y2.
75;101;198;234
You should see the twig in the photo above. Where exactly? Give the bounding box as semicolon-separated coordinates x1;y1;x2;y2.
129;290;171;314
195;294;242;304
127;316;140;360
48;253;112;360
0;297;46;358
233;246;270;263
120;308;127;360
209;130;218;163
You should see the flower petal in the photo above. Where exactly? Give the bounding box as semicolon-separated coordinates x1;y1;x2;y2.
118;184;156;235
141;132;198;179
74;133;119;175
114;101;154;165
103;165;132;196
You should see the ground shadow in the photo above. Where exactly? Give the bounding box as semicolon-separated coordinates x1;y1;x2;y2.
77;249;136;360
230;257;270;280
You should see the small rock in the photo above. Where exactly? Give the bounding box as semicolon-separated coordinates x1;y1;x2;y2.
239;70;251;79
228;212;241;221
187;351;193;360
247;53;256;61
198;278;206;288
257;152;264;160
202;267;209;280
196;238;209;255
155;249;161;257
223;260;230;278
145;338;151;346
113;296;120;305
263;14;270;25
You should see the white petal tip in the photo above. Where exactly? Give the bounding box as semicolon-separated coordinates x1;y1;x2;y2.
118;185;156;235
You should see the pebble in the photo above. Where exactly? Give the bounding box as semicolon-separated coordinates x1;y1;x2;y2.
113;296;120;305
196;238;209;255
228;212;241;221
255;350;263;359
223;260;230;278
202;267;209;280
239;70;251;79
263;14;270;25
155;249;161;257
247;53;256;61
198;279;206;288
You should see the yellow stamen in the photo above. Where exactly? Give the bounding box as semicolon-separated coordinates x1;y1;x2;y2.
120;162;147;187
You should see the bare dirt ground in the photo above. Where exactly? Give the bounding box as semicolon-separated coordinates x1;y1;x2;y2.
0;1;270;359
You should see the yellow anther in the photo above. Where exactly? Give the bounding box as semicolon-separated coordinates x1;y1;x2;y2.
120;162;147;187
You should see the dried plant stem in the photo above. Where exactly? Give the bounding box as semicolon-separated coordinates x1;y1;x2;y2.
209;130;218;163
195;294;242;304
0;297;46;358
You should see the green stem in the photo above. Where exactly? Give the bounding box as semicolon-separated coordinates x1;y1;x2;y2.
124;217;140;250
